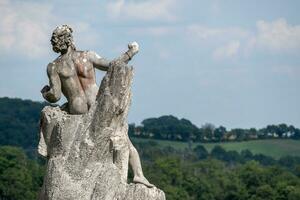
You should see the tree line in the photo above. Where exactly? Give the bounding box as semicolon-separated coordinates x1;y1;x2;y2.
1;97;299;153
129;115;300;142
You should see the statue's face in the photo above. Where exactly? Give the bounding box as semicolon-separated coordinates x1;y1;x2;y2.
51;38;68;54
51;25;74;54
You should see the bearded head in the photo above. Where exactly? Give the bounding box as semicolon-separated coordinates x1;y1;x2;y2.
50;25;76;54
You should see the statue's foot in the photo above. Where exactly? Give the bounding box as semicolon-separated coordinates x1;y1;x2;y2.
133;176;155;188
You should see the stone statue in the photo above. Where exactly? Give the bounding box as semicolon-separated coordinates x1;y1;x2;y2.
41;25;138;114
39;24;156;192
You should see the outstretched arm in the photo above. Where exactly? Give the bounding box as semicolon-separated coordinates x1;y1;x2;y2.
41;63;61;103
88;42;139;71
118;42;139;64
87;51;110;71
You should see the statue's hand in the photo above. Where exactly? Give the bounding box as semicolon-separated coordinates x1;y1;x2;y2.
128;41;139;54
41;85;50;94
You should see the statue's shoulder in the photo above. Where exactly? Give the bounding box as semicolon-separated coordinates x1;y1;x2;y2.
74;50;101;61
85;50;102;60
46;58;59;73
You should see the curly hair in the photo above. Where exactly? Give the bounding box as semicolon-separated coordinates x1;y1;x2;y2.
51;25;76;53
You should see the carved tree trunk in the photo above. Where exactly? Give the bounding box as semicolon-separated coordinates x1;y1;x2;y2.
38;61;165;200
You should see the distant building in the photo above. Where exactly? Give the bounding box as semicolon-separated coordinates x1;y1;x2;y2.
283;132;295;138
248;134;258;139
223;133;237;141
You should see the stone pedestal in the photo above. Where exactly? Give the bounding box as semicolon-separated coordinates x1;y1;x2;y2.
38;61;165;200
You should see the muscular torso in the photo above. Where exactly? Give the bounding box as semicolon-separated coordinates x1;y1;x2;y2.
53;53;88;114
46;48;129;114
73;51;99;107
73;51;97;89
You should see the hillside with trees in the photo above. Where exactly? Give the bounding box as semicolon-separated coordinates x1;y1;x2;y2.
0;97;299;154
1;142;300;200
0;97;47;157
0;97;300;199
134;141;300;200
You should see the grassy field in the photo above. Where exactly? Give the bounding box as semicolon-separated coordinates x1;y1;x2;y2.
131;138;300;159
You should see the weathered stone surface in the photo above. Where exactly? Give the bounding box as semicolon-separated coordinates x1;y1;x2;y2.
124;184;166;200
38;61;165;200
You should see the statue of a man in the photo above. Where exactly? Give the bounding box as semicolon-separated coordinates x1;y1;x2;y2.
41;25;138;114
40;25;153;187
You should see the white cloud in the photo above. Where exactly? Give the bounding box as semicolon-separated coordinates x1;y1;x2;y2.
106;0;177;21
248;18;300;52
0;1;100;59
213;40;240;60
0;1;55;58
187;25;249;41
187;25;247;60
187;18;300;59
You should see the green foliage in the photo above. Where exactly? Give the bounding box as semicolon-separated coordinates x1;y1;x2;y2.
193;145;208;159
0;97;46;157
132;141;300;200
0;141;300;200
132;137;300;159
131;116;300;142
0;146;44;200
1;97;300;199
0;97;300;160
140;115;200;141
142;155;300;200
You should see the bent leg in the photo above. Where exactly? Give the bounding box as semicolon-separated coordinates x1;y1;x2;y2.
128;139;154;188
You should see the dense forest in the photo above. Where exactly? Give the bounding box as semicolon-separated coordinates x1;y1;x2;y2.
0;97;47;157
0;97;300;200
1;142;300;200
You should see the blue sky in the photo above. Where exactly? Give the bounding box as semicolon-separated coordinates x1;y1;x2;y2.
0;0;299;128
